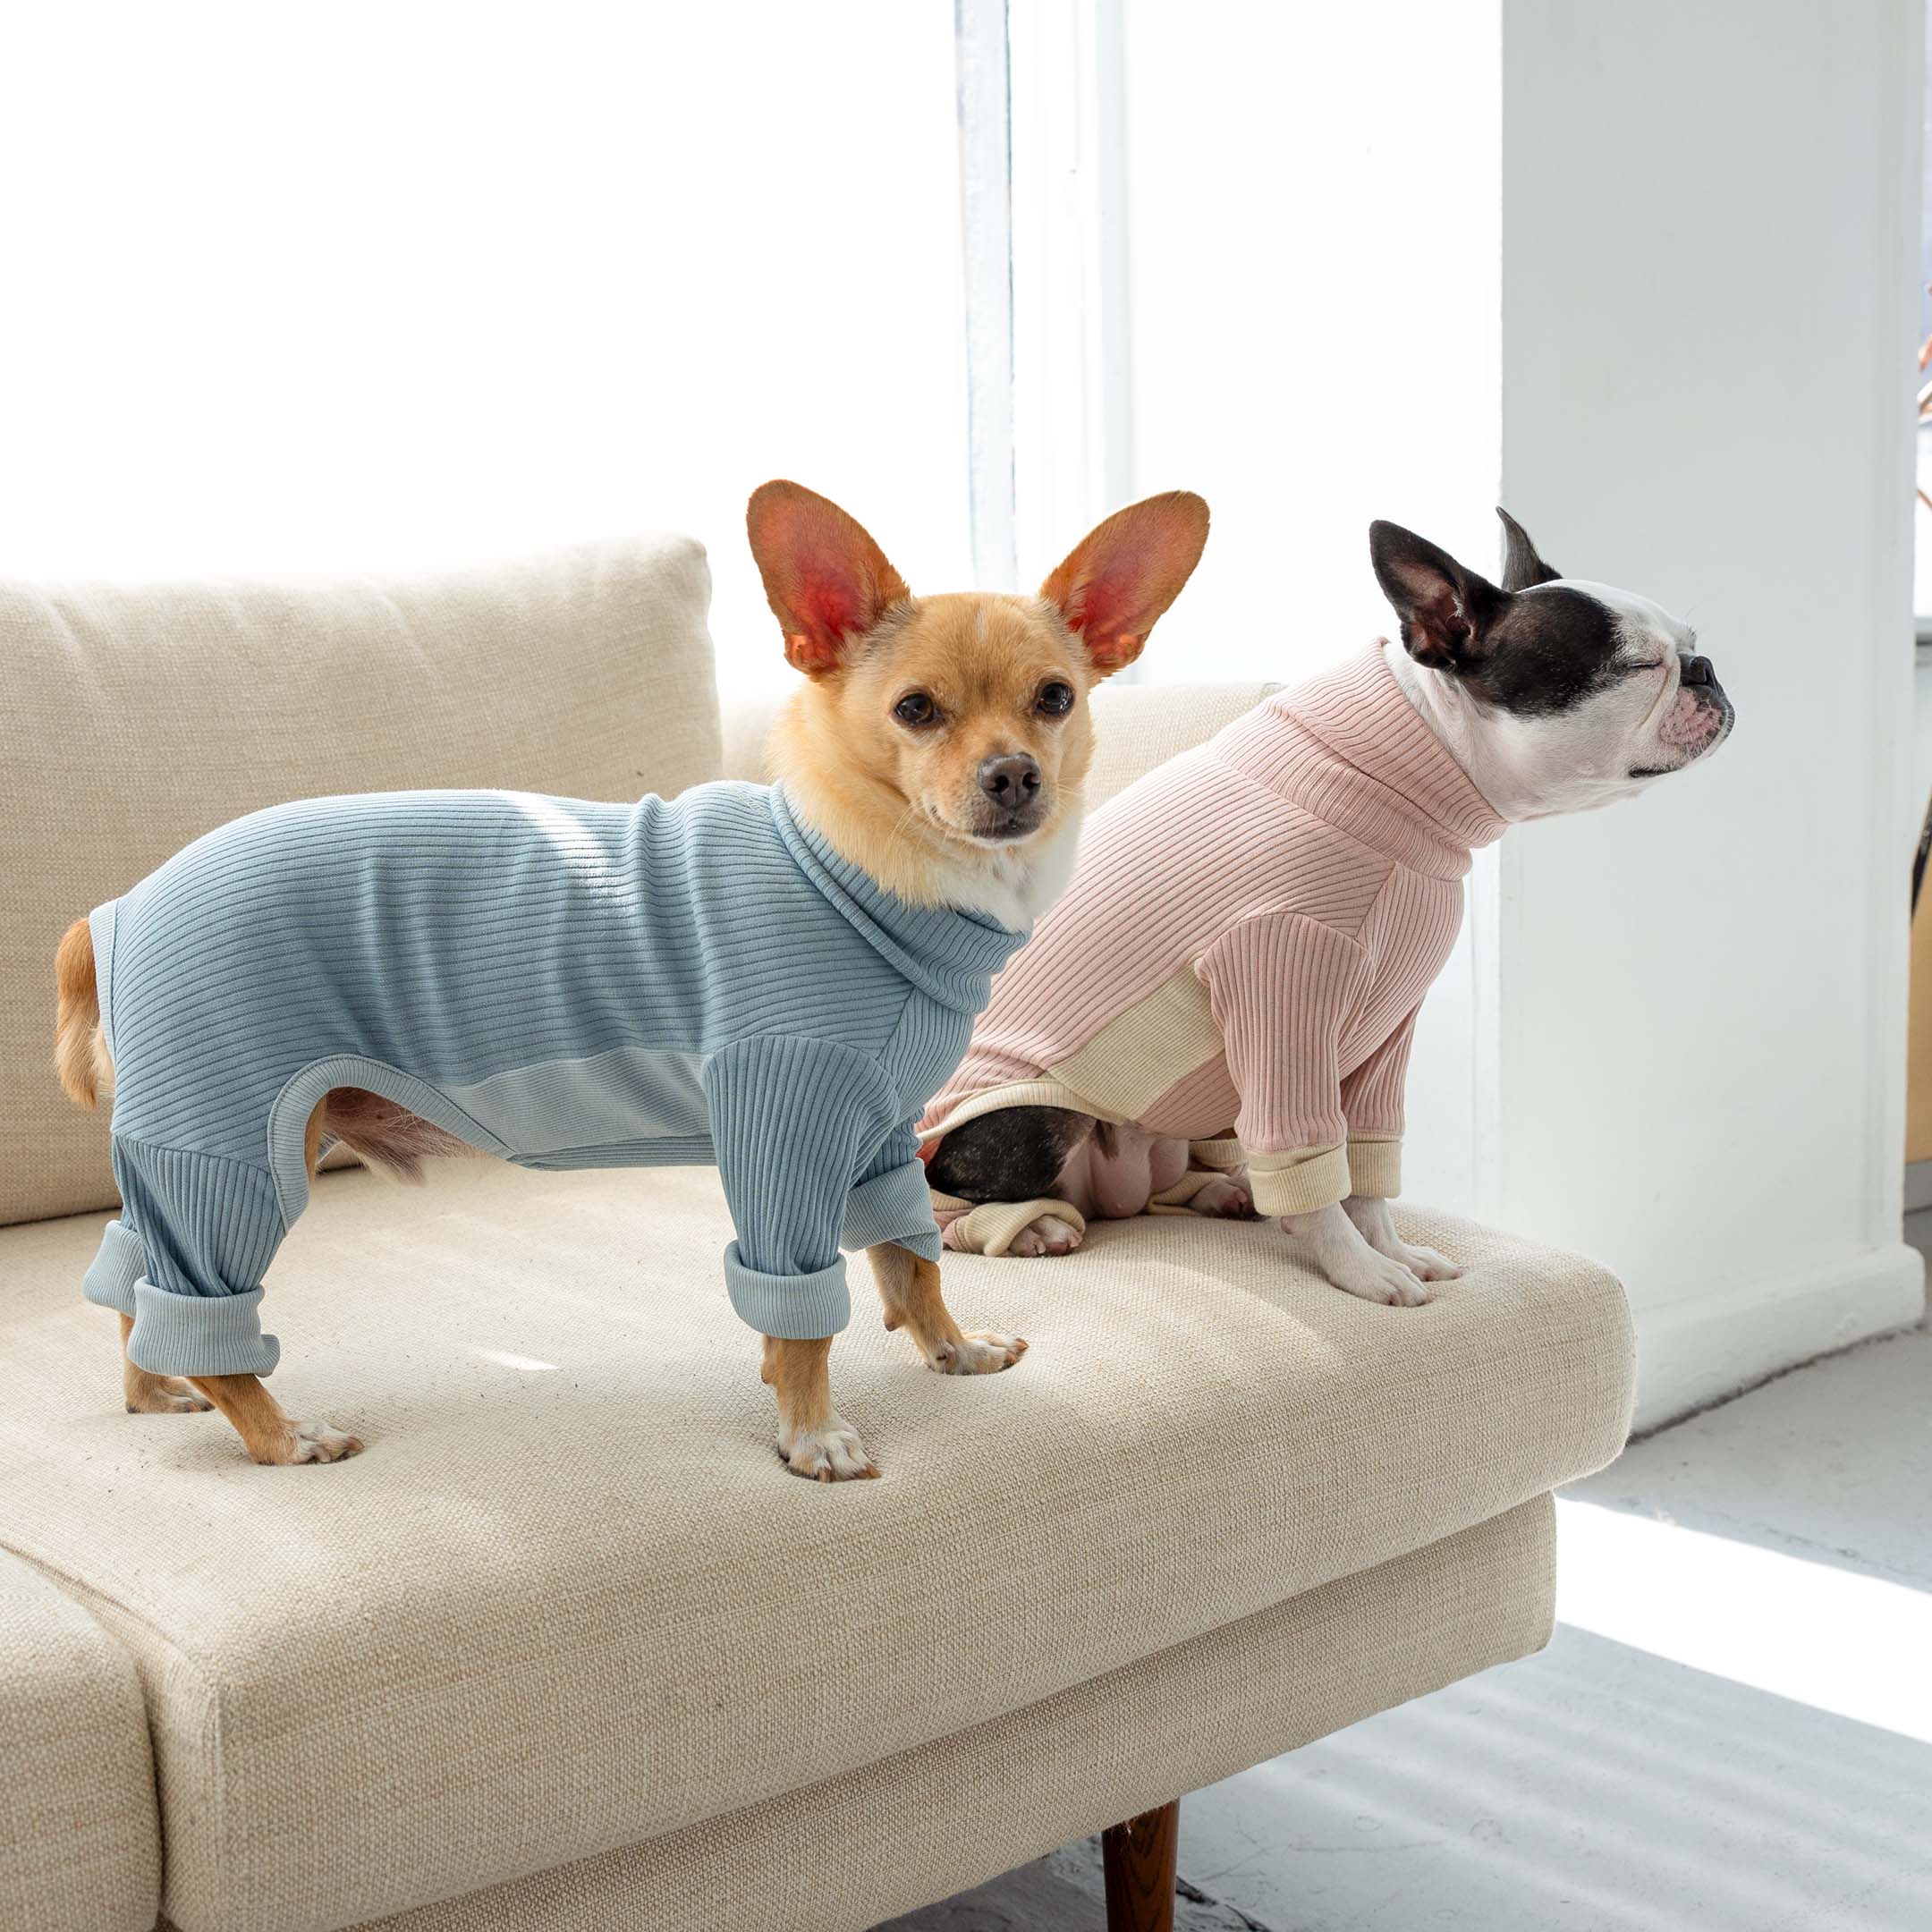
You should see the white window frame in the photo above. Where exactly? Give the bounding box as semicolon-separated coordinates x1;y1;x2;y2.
956;0;1133;608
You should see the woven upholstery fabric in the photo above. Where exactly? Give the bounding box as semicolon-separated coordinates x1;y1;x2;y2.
336;1497;1553;1932
717;679;1283;808
0;1548;159;1932
0;536;721;1227
0;1162;1631;1932
1079;680;1286;809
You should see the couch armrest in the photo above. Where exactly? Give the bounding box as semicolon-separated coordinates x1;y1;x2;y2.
0;1550;158;1932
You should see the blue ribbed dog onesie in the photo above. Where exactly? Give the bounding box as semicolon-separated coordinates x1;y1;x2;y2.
82;783;1027;1378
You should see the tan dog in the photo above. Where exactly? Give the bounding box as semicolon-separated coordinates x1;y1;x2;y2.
55;481;1209;1478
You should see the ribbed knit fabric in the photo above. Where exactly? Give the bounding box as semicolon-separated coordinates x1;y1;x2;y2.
921;645;1509;1216
84;782;1025;1375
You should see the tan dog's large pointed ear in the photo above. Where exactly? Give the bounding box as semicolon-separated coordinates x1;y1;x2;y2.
1038;491;1209;677
747;480;911;678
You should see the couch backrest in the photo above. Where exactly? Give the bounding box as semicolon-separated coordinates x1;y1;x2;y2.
1077;681;1283;807
720;679;1281;807
1;536;720;1225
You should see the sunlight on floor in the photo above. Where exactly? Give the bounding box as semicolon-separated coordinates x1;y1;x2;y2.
1555;1497;1932;1744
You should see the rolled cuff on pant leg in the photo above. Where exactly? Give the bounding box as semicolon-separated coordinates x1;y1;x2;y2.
81;1218;145;1317
127;1281;281;1377
1246;1143;1352;1218
722;1244;851;1340
1345;1135;1402;1199
841;1161;944;1261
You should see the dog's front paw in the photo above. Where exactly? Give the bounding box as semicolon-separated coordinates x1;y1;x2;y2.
1393;1241;1463;1284
284;1419;364;1464
780;1415;880;1483
930;1331;1029;1375
1328;1251;1432;1308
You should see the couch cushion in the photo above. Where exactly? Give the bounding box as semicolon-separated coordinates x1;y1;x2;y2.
0;1163;1631;1932
0;1547;159;1932
0;536;720;1227
719;679;1282;806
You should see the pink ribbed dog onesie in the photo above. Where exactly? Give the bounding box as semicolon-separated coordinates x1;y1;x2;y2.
919;646;1508;1216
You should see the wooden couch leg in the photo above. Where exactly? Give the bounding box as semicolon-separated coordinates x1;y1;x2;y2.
1102;1798;1179;1932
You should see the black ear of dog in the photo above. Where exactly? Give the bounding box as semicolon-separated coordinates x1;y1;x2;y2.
1496;507;1561;591
1368;521;1510;674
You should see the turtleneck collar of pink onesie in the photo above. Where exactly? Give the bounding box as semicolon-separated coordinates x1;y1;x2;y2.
1215;643;1510;878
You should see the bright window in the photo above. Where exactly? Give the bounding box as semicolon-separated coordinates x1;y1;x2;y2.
0;3;972;688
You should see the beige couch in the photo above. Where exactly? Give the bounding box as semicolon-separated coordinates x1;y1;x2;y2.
0;538;1635;1932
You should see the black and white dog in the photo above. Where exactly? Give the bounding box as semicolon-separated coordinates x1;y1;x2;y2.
921;512;1733;1303
1382;511;1733;817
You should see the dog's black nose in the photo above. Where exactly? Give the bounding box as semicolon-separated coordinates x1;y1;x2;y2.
979;753;1042;808
1682;655;1714;686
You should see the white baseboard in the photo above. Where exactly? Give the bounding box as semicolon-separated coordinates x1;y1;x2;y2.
1630;1242;1927;1435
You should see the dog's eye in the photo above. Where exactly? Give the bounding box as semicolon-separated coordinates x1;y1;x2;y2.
1036;681;1074;716
894;691;937;727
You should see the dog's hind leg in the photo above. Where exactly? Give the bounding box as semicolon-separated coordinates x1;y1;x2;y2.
925;1106;1096;1258
118;1313;214;1414
868;1241;1027;1376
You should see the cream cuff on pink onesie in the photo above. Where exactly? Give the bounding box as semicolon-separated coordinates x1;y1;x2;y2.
1345;1134;1402;1199
929;1188;1088;1257
1242;1143;1352;1216
1241;1135;1403;1215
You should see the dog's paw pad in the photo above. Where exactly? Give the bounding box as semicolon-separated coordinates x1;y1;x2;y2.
781;1418;879;1482
288;1420;363;1463
933;1331;1029;1375
1040;1214;1083;1253
1192;1178;1256;1219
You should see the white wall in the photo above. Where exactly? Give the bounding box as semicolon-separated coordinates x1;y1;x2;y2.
1498;0;1926;1425
1117;0;1502;686
1105;0;1925;1427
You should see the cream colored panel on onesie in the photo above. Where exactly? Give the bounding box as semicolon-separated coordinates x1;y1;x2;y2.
1046;965;1224;1123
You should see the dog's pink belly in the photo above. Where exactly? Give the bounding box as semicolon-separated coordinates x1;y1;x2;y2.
1051;1125;1191;1219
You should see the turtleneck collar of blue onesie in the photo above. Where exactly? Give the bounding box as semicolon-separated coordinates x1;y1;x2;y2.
768;785;1026;1014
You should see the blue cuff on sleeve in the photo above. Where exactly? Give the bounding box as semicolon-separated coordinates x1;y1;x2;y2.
125;1281;281;1377
81;1218;145;1317
841;1159;944;1260
722;1242;851;1339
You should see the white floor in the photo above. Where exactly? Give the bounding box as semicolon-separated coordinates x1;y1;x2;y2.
883;1326;1932;1931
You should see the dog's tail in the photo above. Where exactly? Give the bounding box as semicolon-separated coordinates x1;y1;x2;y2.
59;915;470;1181
307;1088;472;1183
55;916;108;1108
